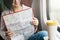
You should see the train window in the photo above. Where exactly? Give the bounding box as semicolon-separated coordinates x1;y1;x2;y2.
48;0;60;24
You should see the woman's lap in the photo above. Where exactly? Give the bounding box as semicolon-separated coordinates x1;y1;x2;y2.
28;31;48;40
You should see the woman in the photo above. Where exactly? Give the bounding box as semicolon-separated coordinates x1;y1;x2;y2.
0;0;48;40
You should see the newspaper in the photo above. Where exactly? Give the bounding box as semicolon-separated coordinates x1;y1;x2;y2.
2;8;33;31
2;8;35;40
11;34;25;40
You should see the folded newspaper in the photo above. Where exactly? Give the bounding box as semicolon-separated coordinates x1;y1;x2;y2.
2;8;34;40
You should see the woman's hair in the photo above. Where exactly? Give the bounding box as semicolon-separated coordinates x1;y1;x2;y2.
3;0;22;9
3;0;13;9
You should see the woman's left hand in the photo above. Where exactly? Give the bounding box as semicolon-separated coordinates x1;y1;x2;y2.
30;17;39;26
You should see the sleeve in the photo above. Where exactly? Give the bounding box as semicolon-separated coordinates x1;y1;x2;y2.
0;11;7;40
34;26;38;33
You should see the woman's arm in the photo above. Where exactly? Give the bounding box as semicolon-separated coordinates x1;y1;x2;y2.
0;12;7;40
0;11;12;40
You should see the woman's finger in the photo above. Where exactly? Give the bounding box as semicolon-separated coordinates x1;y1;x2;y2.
6;31;14;37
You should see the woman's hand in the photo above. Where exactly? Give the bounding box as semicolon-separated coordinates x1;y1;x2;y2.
30;17;39;26
5;30;14;40
6;30;14;37
30;17;39;32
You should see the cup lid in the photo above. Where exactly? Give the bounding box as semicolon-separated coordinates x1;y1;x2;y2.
46;20;58;26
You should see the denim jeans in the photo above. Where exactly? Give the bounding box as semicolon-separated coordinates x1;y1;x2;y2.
28;31;48;40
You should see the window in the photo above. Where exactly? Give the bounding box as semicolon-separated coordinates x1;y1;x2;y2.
49;0;60;24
